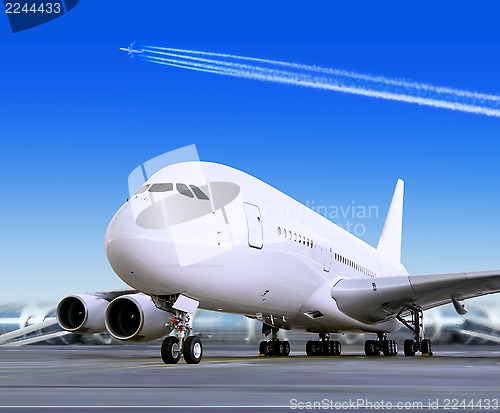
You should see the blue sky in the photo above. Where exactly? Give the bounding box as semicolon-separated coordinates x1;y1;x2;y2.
1;2;500;303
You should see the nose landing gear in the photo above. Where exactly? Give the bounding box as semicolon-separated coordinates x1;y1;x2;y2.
161;310;203;364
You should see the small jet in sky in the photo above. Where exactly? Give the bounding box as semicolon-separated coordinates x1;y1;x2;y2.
119;42;144;58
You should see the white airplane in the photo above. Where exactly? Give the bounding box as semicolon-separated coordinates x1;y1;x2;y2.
56;161;500;364
119;42;144;58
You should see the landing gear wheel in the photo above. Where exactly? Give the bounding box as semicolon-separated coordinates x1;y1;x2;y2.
321;341;342;356
364;340;380;356
333;341;342;356
260;340;291;356
161;336;181;364
306;340;316;356
282;341;291;356
323;341;334;356
306;339;341;356
404;339;416;357
382;339;398;356
264;341;275;356
183;336;203;364
274;340;284;356
421;338;433;356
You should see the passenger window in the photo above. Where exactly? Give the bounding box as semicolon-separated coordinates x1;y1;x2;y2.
176;183;194;198
189;185;209;200
135;185;150;195
277;227;281;236
149;183;173;192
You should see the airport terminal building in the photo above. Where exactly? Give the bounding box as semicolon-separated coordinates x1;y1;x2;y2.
1;300;499;347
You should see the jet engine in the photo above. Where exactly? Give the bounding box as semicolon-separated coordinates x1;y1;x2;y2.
56;294;108;333
104;293;173;341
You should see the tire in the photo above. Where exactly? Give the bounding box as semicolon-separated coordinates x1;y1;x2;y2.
265;341;274;356
364;340;379;356
306;340;315;356
161;336;181;364
404;339;415;357
383;340;397;356
314;341;323;356
421;339;433;356
391;340;398;356
259;341;266;355
274;340;284;356
282;341;291;356
334;341;342;356
183;336;203;364
382;340;390;356
323;341;334;356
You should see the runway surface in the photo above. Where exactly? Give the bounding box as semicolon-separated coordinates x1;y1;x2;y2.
0;344;499;412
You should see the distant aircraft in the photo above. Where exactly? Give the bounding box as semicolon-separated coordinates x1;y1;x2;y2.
426;303;500;345
119;42;144;58
56;161;500;364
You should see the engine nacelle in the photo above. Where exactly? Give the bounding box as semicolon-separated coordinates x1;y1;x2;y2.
105;293;172;342
56;294;108;333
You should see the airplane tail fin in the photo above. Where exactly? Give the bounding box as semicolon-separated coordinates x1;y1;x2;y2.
377;179;404;264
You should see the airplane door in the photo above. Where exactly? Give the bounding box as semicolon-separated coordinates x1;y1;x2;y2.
323;246;332;272
243;203;263;249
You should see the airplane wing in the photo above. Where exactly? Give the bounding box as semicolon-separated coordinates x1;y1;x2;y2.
93;288;138;301
331;270;500;324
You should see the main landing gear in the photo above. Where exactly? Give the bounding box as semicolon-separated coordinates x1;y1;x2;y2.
364;333;398;356
397;305;433;357
306;333;342;356
259;326;291;356
161;310;203;364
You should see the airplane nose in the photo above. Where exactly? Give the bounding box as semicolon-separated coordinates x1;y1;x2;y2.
105;202;137;249
105;201;186;293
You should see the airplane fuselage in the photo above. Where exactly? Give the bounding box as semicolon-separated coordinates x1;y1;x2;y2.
105;161;406;334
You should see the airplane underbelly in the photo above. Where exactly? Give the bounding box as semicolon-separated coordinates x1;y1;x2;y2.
162;246;326;317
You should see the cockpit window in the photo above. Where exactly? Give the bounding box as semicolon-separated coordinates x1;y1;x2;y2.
135;184;150;195
149;183;173;192
189;185;209;200
176;183;194;198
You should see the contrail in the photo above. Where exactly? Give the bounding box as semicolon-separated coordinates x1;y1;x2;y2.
146;46;500;104
143;54;500;117
133;45;500;118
